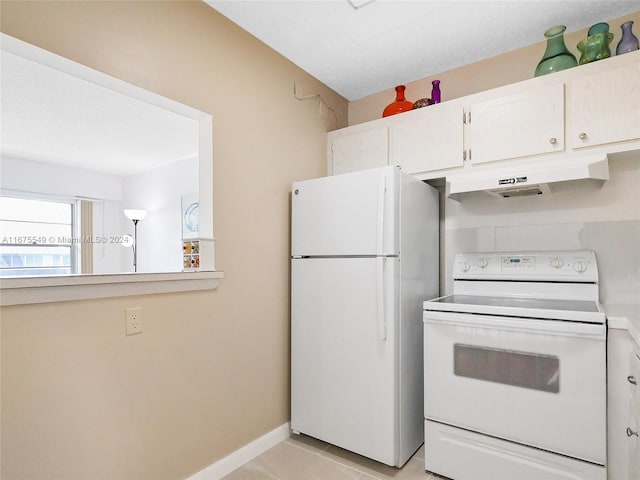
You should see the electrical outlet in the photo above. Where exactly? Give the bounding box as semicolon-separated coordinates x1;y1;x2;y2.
125;307;143;336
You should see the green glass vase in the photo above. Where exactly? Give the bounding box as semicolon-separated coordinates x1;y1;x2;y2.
534;25;578;77
577;23;614;65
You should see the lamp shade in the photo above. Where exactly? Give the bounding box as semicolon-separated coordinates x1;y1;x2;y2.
124;209;147;221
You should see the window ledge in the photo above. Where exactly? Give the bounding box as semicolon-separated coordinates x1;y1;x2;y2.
0;271;224;306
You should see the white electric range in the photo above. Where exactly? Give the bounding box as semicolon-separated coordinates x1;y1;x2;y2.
423;251;607;480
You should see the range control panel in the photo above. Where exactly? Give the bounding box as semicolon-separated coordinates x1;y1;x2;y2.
453;251;598;282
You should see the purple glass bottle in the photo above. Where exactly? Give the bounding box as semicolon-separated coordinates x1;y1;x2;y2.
431;80;441;104
616;21;639;55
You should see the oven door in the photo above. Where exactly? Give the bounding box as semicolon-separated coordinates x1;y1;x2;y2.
424;310;606;465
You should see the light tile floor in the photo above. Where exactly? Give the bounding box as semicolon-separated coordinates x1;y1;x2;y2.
222;434;447;480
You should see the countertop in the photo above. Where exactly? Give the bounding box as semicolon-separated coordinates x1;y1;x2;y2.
604;303;640;347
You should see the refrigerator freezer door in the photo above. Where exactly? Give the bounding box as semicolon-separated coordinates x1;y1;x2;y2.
291;256;399;466
291;166;399;257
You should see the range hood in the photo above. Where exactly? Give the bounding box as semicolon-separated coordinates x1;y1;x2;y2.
447;155;610;199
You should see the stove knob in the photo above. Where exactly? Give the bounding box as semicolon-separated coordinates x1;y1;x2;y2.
551;257;564;268
573;261;587;273
478;258;489;269
461;262;471;272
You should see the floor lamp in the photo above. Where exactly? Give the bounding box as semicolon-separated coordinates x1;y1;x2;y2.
124;209;147;272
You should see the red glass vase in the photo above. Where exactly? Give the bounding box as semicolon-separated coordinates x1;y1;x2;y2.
382;85;413;117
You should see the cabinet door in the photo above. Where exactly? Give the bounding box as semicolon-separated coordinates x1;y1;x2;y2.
467;83;565;165
607;329;633;480
628;345;640;479
631;348;640;409
329;126;388;175
389;104;463;174
567;60;640;149
629;401;639;480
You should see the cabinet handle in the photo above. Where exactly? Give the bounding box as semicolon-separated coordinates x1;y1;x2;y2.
578;132;588;140
549;137;557;145
627;427;639;437
628;375;638;385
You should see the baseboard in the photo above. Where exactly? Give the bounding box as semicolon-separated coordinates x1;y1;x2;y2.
187;422;291;480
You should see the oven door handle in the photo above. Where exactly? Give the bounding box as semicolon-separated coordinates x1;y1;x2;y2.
423;311;606;339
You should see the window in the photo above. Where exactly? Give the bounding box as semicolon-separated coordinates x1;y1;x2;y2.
0;196;76;276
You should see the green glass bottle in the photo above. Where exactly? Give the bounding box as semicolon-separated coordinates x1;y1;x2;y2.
534;25;578;77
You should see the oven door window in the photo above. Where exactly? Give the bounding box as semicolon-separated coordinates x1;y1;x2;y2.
454;344;559;393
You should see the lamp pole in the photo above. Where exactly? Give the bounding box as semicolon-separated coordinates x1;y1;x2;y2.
132;219;139;272
124;209;146;273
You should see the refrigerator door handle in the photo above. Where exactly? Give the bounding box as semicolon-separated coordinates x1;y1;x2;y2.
376;171;387;255
376;257;386;340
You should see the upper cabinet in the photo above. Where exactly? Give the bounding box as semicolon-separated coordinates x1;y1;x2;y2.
566;60;640;149
326;50;640;178
328;125;388;175
389;102;464;174
465;84;565;165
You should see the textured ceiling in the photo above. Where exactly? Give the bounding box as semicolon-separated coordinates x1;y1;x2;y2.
205;0;640;101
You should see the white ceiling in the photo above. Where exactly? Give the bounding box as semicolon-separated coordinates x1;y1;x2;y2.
205;0;640;101
1;50;199;177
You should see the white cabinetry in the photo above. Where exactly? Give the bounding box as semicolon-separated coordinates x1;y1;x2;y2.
608;323;640;480
326;50;639;178
328;125;388;175
567;60;640;150
465;84;565;165
389;102;463;174
629;344;640;479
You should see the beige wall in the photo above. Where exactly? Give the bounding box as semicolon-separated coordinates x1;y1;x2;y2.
0;1;347;479
349;11;640;125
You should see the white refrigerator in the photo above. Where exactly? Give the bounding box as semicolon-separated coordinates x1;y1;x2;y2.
290;165;439;467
